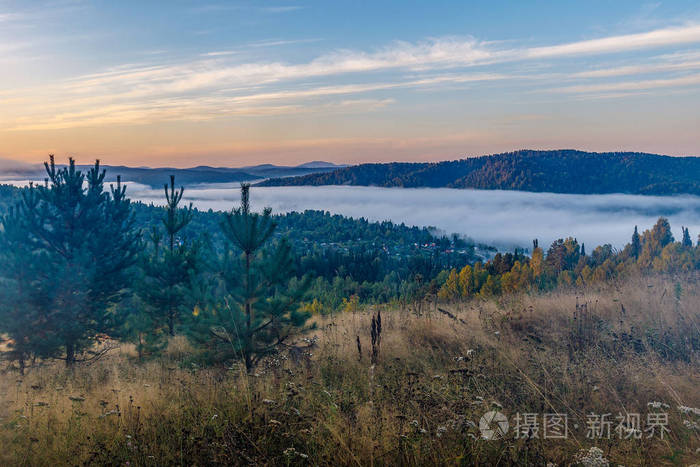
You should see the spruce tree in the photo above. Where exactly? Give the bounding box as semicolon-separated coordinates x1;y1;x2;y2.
631;226;641;259
682;227;692;248
0;157;139;367
189;184;311;370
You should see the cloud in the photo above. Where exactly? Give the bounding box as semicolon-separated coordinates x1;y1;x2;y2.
4;24;700;131
525;24;700;58
572;59;700;78
262;6;303;14
553;73;700;94
201;50;238;57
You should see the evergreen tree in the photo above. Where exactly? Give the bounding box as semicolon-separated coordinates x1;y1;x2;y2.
631;226;641;259
189;184;311;370
0;206;53;373
138;176;196;337
682;227;692;248
0;157;139;366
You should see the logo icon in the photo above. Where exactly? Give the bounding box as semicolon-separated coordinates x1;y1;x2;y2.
479;411;509;440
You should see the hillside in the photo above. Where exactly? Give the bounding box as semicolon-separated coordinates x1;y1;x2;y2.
257;149;700;195
0;161;342;188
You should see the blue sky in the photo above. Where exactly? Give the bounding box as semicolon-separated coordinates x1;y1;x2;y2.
1;0;700;167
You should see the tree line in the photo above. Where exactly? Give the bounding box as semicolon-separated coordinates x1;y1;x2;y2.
436;218;700;301
2;157;698;374
259;149;700;196
0;158;310;372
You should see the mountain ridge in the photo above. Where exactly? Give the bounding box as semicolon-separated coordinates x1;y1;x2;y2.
256;149;700;196
0;161;343;188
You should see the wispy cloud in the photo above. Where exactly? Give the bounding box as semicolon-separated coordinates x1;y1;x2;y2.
262;6;304;14
3;23;700;131
201;50;239;57
525;23;700;58
572;59;700;78
553;73;700;94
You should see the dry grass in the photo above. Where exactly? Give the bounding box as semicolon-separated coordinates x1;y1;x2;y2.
1;275;699;466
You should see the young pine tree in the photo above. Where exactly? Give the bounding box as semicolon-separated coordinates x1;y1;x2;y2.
0;206;54;373
138;176;197;337
0;157;139;367
188;184;311;371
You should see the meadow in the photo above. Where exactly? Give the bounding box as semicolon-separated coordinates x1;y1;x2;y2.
1;274;698;466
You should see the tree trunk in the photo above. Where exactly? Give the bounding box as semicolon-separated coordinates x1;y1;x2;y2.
245;251;253;373
168;309;175;336
18;357;25;376
66;342;75;367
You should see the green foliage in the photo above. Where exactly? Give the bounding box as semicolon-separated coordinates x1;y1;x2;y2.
138;176;198;338
0;157;139;366
260;149;700;195
188;185;312;370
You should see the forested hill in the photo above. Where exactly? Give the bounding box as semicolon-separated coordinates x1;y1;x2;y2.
257;150;700;195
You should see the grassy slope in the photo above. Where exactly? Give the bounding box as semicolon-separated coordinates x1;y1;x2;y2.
1;275;699;465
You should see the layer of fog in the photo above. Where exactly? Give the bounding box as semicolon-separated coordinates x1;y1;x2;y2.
125;183;700;249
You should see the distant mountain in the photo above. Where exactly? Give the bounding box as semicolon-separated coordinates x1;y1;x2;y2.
296;161;344;169
0;161;343;188
256;149;700;196
86;165;261;187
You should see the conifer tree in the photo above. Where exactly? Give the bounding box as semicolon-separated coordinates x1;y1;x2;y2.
0;157;139;366
189;184;311;370
631;226;641;259
0;206;52;373
139;176;196;337
682;227;692;248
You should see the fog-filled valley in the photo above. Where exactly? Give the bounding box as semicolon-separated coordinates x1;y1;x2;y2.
3;1;700;464
123;182;700;249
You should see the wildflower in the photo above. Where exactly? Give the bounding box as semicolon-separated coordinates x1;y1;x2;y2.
683;420;699;431
283;447;307;458
678;405;700;416
574;446;609;467
262;399;275;405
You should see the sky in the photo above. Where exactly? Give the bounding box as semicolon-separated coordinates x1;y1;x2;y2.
1;0;700;167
